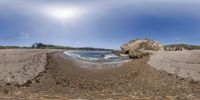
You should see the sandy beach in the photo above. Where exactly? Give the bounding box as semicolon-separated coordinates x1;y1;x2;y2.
0;49;60;85
0;49;200;99
148;50;200;81
2;0;200;99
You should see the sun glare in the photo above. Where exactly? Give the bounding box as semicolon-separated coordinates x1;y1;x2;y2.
43;6;83;22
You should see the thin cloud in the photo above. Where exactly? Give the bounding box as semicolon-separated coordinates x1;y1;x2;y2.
20;32;30;39
0;0;200;48
75;41;81;46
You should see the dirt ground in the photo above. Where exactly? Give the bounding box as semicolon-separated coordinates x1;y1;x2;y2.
0;50;200;99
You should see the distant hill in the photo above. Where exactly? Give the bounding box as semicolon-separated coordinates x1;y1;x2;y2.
31;43;73;49
0;46;20;49
164;44;200;50
31;43;113;51
0;43;113;51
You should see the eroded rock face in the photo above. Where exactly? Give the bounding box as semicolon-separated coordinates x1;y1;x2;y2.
121;39;163;58
128;50;151;58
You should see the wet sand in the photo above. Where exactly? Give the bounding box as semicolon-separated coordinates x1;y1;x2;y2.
0;50;200;99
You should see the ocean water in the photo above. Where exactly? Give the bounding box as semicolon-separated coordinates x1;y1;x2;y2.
64;50;120;62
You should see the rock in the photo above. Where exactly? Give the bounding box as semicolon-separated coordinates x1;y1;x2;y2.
112;50;123;56
129;50;149;58
121;39;163;58
121;39;163;53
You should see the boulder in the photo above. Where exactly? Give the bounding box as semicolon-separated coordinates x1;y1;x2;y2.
128;50;149;58
121;39;163;58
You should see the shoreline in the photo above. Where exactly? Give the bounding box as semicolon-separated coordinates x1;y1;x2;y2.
44;52;200;99
0;49;200;99
60;51;131;69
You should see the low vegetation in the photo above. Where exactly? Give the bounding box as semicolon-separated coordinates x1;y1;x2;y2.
32;43;73;49
0;46;20;49
31;43;113;51
0;43;113;51
164;44;200;50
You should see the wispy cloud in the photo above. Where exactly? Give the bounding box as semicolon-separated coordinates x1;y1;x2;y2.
75;41;81;46
1;0;200;19
20;32;30;39
0;0;200;48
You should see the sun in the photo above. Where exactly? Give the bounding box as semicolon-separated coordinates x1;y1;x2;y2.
43;6;83;22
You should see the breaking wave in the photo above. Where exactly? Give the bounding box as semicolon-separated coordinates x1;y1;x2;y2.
64;50;120;62
104;54;118;59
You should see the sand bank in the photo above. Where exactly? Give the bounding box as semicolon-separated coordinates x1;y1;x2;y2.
148;50;200;81
0;49;60;85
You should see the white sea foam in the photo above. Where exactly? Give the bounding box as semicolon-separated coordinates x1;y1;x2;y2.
64;51;100;61
104;54;118;59
64;51;72;56
63;50;131;69
87;57;99;61
64;50;123;62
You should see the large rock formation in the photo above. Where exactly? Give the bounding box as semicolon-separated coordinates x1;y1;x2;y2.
121;39;163;58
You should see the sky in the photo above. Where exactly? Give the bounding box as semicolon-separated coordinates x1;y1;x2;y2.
0;0;200;49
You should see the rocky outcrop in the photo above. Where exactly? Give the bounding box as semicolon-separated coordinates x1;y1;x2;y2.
128;50;149;58
121;39;163;58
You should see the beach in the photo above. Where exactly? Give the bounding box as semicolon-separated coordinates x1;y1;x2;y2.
0;49;200;99
0;49;60;85
148;50;200;81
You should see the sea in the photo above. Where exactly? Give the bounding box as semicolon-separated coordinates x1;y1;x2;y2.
64;50;121;62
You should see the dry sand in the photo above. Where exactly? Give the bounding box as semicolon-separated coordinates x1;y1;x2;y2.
0;49;60;85
0;49;200;99
148;50;200;81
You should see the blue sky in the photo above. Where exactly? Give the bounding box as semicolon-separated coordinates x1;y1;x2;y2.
0;0;200;49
